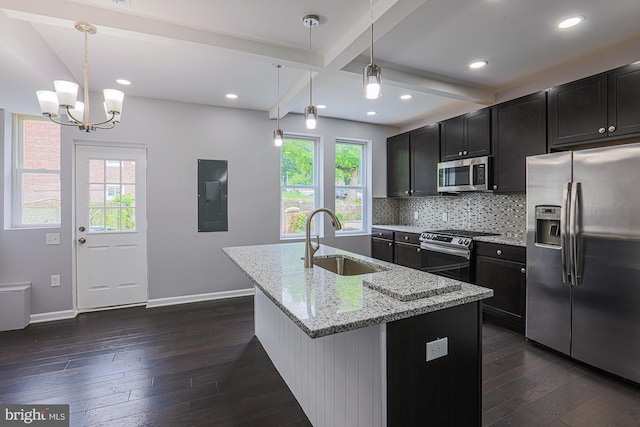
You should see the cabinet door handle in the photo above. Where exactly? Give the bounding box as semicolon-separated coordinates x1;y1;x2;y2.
496;249;502;255
521;267;526;274
417;248;421;252
463;150;468;155
410;189;415;194
598;127;606;134
378;232;383;236
458;151;463;156
388;242;392;246
608;125;616;132
405;236;409;241
493;184;498;190
405;190;409;194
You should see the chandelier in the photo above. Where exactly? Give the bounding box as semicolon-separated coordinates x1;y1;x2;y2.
36;22;124;132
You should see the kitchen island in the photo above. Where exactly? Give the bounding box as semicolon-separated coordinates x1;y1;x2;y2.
223;242;493;427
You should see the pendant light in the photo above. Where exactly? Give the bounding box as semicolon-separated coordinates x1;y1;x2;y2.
363;0;382;99
303;15;319;130
36;22;124;132
273;64;284;147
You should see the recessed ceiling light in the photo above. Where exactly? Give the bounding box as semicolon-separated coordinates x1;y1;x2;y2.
469;60;488;69
366;111;376;116
317;104;327;109
558;16;583;29
225;93;238;99
400;94;412;100
116;79;131;86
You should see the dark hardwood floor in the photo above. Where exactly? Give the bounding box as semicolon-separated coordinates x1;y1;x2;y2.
1;297;639;426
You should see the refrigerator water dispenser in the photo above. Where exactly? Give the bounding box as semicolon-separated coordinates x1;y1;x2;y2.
535;206;561;246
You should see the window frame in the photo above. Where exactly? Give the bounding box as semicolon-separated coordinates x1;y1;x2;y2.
12;114;62;229
279;134;321;240
335;139;368;235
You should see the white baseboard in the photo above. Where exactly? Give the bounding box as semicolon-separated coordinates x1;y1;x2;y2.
146;288;254;308
30;309;77;324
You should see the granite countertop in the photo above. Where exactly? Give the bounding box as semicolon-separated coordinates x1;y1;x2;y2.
223;242;492;338
372;224;526;247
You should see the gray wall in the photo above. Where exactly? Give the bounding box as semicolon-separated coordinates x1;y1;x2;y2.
0;97;395;315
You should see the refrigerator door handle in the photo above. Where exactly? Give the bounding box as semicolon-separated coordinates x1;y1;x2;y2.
561;182;572;284
571;182;583;285
568;181;579;286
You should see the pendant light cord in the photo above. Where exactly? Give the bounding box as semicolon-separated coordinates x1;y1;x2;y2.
369;0;374;65
83;28;90;126
277;65;281;127
308;22;313;106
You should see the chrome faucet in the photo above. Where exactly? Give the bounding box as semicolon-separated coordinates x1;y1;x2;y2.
304;208;342;268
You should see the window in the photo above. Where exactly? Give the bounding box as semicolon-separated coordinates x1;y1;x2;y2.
13;115;61;227
280;136;319;238
335;140;367;233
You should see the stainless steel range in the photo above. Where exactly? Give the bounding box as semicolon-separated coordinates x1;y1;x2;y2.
419;229;498;282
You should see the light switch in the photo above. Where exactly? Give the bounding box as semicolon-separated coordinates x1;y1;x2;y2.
46;233;60;245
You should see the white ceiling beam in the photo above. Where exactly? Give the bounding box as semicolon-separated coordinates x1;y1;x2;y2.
270;0;429;119
0;0;312;67
341;59;495;104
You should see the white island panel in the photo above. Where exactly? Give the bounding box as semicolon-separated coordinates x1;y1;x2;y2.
255;287;385;427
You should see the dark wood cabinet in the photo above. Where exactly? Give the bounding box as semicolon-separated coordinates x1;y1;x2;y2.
387;133;410;197
371;228;394;262
608;62;640;138
387;301;481;426
491;92;547;193
409;124;440;196
549;62;640;148
474;242;526;333
394;232;423;269
441;108;491;161
387;125;440;197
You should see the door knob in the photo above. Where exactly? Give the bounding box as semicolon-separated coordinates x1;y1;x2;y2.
608;125;616;132
78;226;86;232
78;237;86;244
598;127;606;134
496;249;502;255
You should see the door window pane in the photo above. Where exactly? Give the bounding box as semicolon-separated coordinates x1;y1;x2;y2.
88;159;136;232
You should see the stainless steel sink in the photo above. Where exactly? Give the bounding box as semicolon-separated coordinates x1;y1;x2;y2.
313;255;387;276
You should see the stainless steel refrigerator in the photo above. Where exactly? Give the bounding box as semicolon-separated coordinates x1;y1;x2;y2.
526;143;640;384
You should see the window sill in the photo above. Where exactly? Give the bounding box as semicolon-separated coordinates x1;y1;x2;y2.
6;225;62;231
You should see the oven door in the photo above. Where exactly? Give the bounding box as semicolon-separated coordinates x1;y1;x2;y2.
420;242;471;282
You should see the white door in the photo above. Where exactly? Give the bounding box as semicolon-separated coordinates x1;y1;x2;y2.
75;144;148;310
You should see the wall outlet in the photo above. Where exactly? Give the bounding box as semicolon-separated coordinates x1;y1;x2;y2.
442;212;448;222
426;337;448;361
45;233;61;245
51;274;61;287
414;211;419;220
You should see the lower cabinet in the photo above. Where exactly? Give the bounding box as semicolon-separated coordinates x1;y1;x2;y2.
387;301;481;426
371;228;394;262
394;232;423;269
474;241;526;333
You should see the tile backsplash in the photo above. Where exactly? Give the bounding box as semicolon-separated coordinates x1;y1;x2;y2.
373;193;526;235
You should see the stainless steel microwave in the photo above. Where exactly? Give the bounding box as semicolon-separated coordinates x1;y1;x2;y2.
437;156;491;192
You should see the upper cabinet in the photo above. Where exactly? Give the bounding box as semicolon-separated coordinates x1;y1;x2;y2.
440;108;491;162
491;92;547;193
387;124;440;197
549;62;640;148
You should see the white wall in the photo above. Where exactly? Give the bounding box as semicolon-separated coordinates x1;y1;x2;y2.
0;96;395;315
